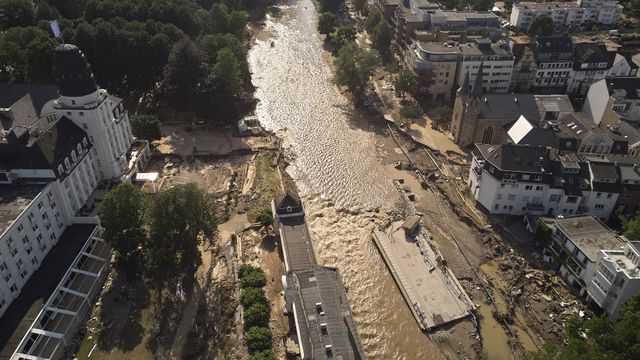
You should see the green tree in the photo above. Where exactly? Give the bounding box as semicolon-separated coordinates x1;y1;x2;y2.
0;0;35;30
146;183;217;284
318;12;337;37
364;8;383;34
623;213;640;240
334;43;380;105
241;287;268;308
239;265;267;288
353;0;367;15
162;39;209;111
99;183;147;266
249;350;276;360
319;0;342;12
130;114;162;141
244;326;272;353
528;14;554;37
393;67;417;99
244;303;270;329
213;47;243;96
434;105;452;122
370;19;392;57
331;25;356;53
255;208;273;227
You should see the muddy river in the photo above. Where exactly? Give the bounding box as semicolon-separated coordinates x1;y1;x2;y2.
248;0;443;358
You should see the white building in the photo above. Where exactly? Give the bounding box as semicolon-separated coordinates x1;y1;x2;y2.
510;1;622;31
587;241;640;317
544;215;625;297
469;143;626;221
456;39;514;93
0;44;149;320
608;53;639;77
584;78;640;123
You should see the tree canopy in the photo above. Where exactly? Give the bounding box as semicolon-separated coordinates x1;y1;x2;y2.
130;114;162;141
0;0;257;124
529;14;554;37
334;43;380;105
99;182;147;265
146;183;217;282
394;67;418;99
318;12;337;37
623;213;640;241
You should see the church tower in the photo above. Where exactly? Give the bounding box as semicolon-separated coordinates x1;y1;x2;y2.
450;63;484;147
52;44;134;180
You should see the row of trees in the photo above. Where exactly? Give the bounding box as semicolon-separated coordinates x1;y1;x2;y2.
238;265;275;360
98;182;217;285
0;0;259;123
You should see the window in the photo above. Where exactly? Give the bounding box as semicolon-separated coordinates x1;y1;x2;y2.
494;204;499;210
596;192;602;198
522;174;530;181
79;111;84;116
500;184;505;188
10;284;17;293
607;193;612;199
525;185;533;190
83;138;88;146
534;175;542;181
16;224;23;232
58;164;64;176
595;204;605;210
508;194;517;201
535;186;543;191
550;194;560;202
497;194;503;200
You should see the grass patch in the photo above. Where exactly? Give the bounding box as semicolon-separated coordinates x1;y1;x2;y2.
247;155;279;222
75;277;159;360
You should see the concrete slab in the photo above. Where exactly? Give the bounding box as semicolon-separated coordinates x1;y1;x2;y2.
372;221;473;330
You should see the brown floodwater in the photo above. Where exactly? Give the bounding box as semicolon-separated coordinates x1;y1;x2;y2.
248;1;443;358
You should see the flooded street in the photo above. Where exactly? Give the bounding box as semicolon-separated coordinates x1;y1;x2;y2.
248;0;442;358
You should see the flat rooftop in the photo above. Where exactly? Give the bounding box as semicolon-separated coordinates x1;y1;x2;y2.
287;268;365;360
554;215;624;262
0;184;46;236
0;224;97;359
514;1;580;10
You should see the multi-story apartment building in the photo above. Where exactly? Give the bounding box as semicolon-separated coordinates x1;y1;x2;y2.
608;52;639;77
534;37;575;93
587;241;640;317
0;44;149;319
407;41;459;101
569;42;616;95
456;39;514;94
468;143;633;220
544;215;625;297
584;77;640;123
391;0;502;47
510;0;622;31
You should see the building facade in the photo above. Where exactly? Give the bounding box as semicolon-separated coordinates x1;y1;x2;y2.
0;44;149;319
407;41;459;101
534;37;575;93
510;1;622;31
568;42;615;96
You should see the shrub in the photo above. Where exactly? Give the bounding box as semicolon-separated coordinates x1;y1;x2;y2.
255;208;273;227
244;303;270;329
239;265;267;289
241;287;268;308
400;103;422;119
245;326;272;353
249;350;276;360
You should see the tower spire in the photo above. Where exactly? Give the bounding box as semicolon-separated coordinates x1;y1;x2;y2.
471;62;484;98
458;71;471;96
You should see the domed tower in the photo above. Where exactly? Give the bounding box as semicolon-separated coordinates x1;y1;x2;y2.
53;44;97;98
52;44;134;180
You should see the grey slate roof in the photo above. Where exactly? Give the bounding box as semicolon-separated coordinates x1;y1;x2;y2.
0;117;90;176
274;193;303;215
477;94;540;121
536;36;573;54
280;216;317;271
589;161;619;180
476;143;551;173
573;43;615;69
607;77;640;100
0;83;58;116
287;268;365;360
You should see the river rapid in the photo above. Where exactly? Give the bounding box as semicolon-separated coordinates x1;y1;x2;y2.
248;1;442;359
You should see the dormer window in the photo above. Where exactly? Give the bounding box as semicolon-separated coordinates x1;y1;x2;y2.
83;137;88;146
64;158;70;170
77;144;83;154
71;100;75;105
58;164;64;176
71;151;77;162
